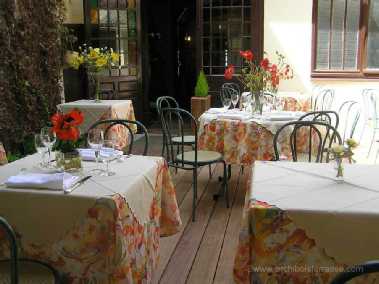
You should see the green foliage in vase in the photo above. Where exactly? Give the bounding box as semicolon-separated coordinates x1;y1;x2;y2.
195;70;209;97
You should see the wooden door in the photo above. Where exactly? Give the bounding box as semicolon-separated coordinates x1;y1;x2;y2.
196;0;264;106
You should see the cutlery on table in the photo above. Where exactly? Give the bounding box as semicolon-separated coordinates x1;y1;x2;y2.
64;175;92;194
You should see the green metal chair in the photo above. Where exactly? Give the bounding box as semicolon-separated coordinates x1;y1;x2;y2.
160;107;229;221
0;216;64;283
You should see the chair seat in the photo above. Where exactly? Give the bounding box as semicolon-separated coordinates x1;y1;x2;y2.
176;150;223;165
172;135;195;144
0;260;57;284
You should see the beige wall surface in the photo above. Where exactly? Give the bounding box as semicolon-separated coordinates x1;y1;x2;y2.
264;0;379;106
64;0;84;24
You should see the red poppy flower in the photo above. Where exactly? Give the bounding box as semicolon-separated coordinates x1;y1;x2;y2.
224;64;235;80
239;50;254;62
260;58;270;70
51;109;84;141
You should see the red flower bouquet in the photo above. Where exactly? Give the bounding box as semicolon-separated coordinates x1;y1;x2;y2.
51;109;84;153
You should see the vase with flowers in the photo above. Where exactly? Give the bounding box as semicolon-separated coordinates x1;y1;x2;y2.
51;109;84;171
224;50;293;115
67;45;119;102
329;138;358;182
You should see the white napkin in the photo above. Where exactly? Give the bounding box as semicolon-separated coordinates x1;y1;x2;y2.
217;112;252;121
78;148;123;161
206;108;227;114
5;173;80;191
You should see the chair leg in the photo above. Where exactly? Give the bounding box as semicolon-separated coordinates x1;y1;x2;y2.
228;165;232;180
161;134;166;157
368;130;376;158
208;165;212;179
223;162;229;208
376;147;379;164
192;168;198;222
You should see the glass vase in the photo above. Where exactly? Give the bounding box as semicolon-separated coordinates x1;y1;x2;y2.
88;71;101;103
56;151;82;172
251;91;263;115
335;158;344;183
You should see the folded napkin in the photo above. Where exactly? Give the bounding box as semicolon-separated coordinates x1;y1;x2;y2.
78;148;123;161
206;108;227;114
265;111;300;121
5;173;80;191
217;112;252;121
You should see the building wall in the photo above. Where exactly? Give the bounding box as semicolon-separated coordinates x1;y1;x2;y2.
64;0;84;24
264;0;379;108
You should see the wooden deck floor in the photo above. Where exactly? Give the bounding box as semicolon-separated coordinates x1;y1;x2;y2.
139;134;246;284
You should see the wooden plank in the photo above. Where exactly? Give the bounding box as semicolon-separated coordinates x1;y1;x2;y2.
152;165;216;284
157;164;224;284
212;166;249;284
186;165;241;284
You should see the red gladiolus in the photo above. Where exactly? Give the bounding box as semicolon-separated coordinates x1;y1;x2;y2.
260;58;270;70
51;109;84;141
239;50;254;62
224;64;235;80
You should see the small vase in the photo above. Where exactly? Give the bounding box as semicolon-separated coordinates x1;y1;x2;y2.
251;91;263;115
89;72;101;103
56;151;82;172
335;158;344;183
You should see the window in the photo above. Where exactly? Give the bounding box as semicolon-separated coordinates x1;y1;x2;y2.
201;0;253;75
312;0;379;78
86;0;138;76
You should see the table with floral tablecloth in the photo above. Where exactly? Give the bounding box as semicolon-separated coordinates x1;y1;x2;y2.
58;100;137;150
198;95;311;165
0;154;181;283
234;162;379;283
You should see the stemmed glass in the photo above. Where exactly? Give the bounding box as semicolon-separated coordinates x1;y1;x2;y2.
221;92;232;111
231;91;240;109
100;139;117;176
34;134;47;167
240;94;252;111
87;129;104;173
40;127;56;167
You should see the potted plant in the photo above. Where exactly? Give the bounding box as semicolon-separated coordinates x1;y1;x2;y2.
191;70;211;123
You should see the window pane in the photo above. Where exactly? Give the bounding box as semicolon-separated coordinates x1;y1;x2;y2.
344;0;359;70
316;0;331;70
367;0;379;69
330;0;345;70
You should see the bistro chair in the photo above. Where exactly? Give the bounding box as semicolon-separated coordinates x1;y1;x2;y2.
88;119;149;156
299;110;339;129
160;107;229;221
312;88;335;111
273;120;342;163
363;90;379;158
221;82;240;96
337;100;361;141
330;260;379;284
0;216;63;283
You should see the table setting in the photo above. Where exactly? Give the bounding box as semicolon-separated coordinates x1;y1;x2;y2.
234;161;379;283
0;111;182;283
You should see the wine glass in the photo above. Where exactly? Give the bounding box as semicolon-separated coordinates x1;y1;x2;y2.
241;93;252;111
87;129;104;173
34;134;47;167
100;140;116;176
274;97;285;111
40;127;56;167
231;91;240;109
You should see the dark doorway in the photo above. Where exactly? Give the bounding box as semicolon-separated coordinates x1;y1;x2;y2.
146;0;197;111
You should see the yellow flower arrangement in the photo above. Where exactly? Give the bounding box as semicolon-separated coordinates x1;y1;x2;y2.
329;139;358;180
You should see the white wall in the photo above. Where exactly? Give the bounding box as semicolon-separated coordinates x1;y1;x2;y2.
64;0;84;24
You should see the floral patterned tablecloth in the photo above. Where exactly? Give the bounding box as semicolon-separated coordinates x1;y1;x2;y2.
234;162;379;283
198;96;311;165
58;100;137;150
0;154;181;283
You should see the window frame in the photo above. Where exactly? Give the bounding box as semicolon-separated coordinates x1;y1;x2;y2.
311;0;379;79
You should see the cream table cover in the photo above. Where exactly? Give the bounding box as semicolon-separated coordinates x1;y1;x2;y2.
234;161;379;283
0;154;182;283
58;100;137;150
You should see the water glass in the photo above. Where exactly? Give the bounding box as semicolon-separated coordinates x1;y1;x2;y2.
274;97;285;111
40;127;56;167
221;92;232;111
241;94;252;111
100;140;116;176
231;92;239;109
87;129;104;173
34;134;47;167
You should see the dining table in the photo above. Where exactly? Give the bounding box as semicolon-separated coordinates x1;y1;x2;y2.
57;100;137;150
234;161;379;283
0;153;182;283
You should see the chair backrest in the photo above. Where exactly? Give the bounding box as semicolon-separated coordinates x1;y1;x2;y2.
222;82;240;96
313;88;335;111
156;96;179;116
88;119;149;155
273;120;342;163
0;217;19;283
368;90;379;129
220;86;238;108
338;100;361;141
298;110;340;130
160;108;198;168
330;260;379;284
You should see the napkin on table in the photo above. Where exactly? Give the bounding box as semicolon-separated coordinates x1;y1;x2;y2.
5;173;80;191
78;148;123;161
217;112;252;121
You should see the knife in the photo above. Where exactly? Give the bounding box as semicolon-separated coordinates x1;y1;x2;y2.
64;175;92;194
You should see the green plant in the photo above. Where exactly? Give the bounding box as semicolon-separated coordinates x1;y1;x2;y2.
194;70;209;97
